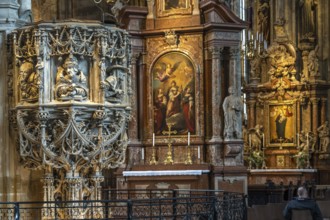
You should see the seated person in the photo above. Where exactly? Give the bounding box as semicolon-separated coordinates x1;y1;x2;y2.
283;186;323;220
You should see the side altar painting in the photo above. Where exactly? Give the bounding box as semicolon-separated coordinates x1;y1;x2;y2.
152;52;195;135
267;103;296;147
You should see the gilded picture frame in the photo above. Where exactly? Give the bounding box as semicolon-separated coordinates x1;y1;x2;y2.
152;51;195;136
265;102;296;147
158;0;193;17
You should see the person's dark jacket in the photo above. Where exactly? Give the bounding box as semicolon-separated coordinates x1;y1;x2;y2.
283;197;323;220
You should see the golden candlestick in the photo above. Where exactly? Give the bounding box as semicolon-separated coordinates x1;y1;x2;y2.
163;123;177;165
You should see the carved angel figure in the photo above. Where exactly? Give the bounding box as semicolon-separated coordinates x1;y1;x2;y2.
19;60;40;101
55;55;88;100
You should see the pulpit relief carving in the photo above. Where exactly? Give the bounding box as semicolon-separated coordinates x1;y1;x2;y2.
55;55;88;101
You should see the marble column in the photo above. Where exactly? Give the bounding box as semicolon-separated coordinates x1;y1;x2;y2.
320;98;327;124
210;47;222;142
247;100;256;129
128;54;140;144
229;47;241;95
140;52;147;138
297;100;301;133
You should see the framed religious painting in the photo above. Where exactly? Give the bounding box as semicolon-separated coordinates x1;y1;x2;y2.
152;51;195;136
157;0;193;17
265;102;297;148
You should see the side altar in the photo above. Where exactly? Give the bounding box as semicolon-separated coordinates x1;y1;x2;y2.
243;12;330;186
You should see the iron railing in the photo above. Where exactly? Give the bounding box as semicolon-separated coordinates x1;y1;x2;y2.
0;189;247;220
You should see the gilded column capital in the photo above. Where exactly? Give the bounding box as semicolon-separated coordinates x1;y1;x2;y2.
310;97;320;104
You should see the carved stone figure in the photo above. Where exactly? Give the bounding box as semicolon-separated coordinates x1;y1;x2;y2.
317;121;330;153
307;46;320;77
250;57;260;78
257;0;270;42
223;86;243;139
299;0;317;36
55;55;88;101
104;68;124;103
18;60;40;101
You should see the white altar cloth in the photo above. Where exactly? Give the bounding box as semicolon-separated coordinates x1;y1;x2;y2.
249;169;317;173
123;170;210;177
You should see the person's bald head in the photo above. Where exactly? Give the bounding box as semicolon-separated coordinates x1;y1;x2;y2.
297;186;309;198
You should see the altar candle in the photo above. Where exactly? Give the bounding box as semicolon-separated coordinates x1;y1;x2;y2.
307;133;309;148
141;148;144;160
249;134;251;149
188;132;190;146
198;146;200;159
152;133;155;146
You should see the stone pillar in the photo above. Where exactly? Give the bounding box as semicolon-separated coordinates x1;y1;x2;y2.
210;47;222;142
311;98;319;135
0;0;25;202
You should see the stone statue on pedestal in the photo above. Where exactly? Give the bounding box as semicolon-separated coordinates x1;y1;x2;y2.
223;86;243;139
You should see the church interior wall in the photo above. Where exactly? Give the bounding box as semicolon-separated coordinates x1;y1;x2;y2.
0;0;330;204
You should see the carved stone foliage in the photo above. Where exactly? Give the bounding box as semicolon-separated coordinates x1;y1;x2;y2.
10;21;132;204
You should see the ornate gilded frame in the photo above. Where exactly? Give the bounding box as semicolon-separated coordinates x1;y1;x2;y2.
265;101;297;148
158;0;193;17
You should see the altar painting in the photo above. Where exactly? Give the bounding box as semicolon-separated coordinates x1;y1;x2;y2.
158;0;192;17
268;104;296;147
152;52;195;136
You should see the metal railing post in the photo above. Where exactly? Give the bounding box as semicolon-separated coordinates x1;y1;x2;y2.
243;195;248;220
127;200;132;220
14;203;20;220
172;190;177;219
212;196;217;220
